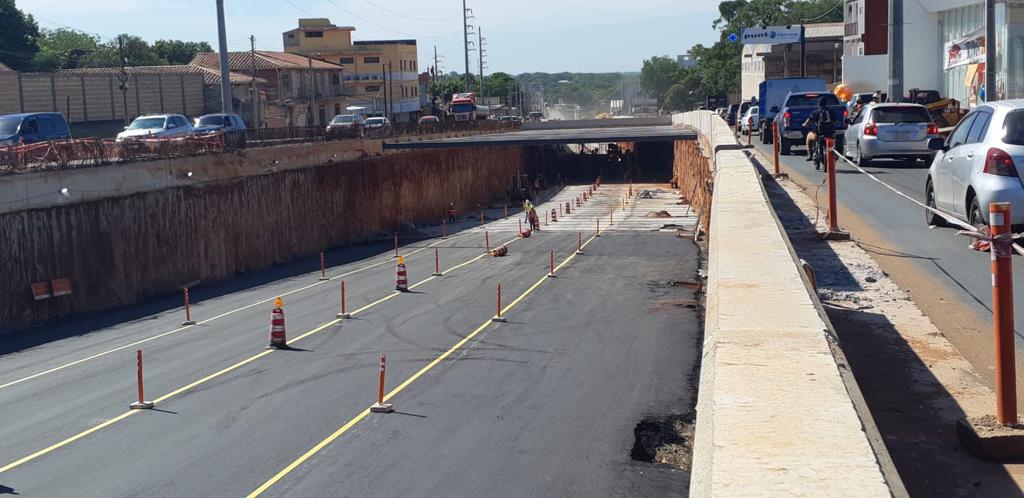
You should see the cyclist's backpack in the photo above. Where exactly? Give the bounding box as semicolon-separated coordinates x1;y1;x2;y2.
817;109;835;137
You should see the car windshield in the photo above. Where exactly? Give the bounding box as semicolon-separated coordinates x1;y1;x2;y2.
872;107;931;123
332;115;355;123
128;117;166;130
452;103;475;113
197;116;227;126
786;94;839;107
366;118;385;125
1002;111;1024;145
0;116;21;135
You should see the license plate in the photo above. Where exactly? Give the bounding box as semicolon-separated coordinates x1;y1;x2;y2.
894;132;908;140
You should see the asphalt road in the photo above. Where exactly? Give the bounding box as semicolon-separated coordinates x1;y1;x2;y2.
0;185;700;497
750;136;1024;351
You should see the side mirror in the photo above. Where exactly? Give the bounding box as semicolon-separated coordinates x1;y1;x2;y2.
927;137;947;152
844;118;853;125
123;126;129;130
770;106;780;113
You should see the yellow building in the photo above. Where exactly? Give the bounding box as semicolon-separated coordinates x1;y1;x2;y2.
283;19;421;122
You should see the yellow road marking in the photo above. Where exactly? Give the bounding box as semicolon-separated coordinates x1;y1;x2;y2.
0;232;528;474
0;233;474;392
246;233;599;497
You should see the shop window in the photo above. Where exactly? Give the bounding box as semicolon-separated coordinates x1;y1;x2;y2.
365;57;380;63
366;85;381;92
305;31;323;38
339;57;354;64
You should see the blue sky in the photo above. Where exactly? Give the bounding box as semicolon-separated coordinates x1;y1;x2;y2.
18;0;722;74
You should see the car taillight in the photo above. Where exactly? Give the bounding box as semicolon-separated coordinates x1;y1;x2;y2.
864;121;877;136
984;148;1019;176
784;111;791;126
842;109;848;118
927;123;939;135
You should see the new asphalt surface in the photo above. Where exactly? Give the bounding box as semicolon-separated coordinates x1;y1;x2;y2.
0;185;700;497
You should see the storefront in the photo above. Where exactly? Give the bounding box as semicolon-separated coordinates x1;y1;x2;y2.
995;1;1024;100
938;4;985;106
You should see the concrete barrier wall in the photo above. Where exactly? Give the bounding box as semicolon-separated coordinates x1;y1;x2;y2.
674;111;897;497
0;145;523;331
520;116;670;130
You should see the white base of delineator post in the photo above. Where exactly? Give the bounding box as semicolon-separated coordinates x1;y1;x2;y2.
432;272;443;277
491;316;507;322
336;313;351;319
130;401;154;409
181;320;196;326
370;402;394;413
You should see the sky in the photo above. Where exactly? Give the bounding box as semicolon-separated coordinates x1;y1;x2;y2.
18;0;722;74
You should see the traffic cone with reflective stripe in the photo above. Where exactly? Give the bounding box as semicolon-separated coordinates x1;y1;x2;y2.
268;297;287;349
396;256;409;292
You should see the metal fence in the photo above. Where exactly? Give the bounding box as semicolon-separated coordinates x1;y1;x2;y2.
0;119;520;175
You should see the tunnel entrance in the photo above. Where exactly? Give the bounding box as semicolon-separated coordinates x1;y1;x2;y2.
528;140;675;185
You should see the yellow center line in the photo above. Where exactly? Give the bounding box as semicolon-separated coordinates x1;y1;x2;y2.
0;233;474;392
246;232;600;497
0;232;526;474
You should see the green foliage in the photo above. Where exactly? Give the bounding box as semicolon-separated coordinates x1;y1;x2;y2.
482;71;517;100
640;56;680;105
31;28;99;71
0;0;41;71
664;84;694;110
154;39;213;65
80;34;164;68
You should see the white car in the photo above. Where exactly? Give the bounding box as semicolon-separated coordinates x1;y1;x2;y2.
326;114;365;132
925;100;1024;227
740;106;759;134
116;114;194;142
843;103;939;166
364;117;392;130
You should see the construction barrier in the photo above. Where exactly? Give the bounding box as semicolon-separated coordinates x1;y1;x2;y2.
490;245;508;257
396;257;409;292
269;301;287;348
551;209;558;222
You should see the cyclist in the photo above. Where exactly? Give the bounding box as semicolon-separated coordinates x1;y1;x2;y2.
802;96;835;171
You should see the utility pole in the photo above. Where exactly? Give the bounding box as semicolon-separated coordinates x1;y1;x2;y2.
462;0;473;92
117;35;129;125
215;0;233;113
388;61;394;122
799;25;806;78
382;65;388;119
985;0;996;101
889;0;904;101
478;28;486;99
250;35;258;127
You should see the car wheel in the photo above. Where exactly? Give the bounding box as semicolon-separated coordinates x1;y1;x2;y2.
856;143;870;167
780;138;791;155
925;179;946;227
968;196;985;229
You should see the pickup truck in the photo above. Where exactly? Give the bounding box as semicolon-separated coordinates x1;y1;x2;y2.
757;78;826;144
772;92;848;155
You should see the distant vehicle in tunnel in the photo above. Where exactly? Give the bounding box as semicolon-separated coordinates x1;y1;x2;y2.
842;103;939;166
925;101;1024;228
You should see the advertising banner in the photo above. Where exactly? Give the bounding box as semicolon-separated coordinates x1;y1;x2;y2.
740;26;803;45
944;29;986;70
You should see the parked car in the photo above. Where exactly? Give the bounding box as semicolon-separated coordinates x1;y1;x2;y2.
193;113;247;134
116;114;193;142
740;106;760;135
418;115;440;125
326;114;365;132
364;117;392;131
842;103;939;166
0;112;72;146
773;92;848;155
925;100;1024;228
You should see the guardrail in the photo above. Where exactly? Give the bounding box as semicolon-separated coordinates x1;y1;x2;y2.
0;119;518;175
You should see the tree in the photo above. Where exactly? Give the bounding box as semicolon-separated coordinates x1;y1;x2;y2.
664;84;694;111
79;34;164;68
154;40;213;65
640;56;680;106
0;0;40;71
31;28;100;71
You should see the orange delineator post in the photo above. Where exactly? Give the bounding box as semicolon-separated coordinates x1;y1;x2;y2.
319;252;328;280
576;232;583;255
519;219;523;235
596;218;601;237
747;120;752;146
990;202;1018;425
394;234;399;258
824;138;846;238
182;288;195;325
773;122;781;175
491;283;507;321
130;349;153;409
337;280;351;318
485;231;490;252
370;354;393;412
548;250;555;277
432;248;442;276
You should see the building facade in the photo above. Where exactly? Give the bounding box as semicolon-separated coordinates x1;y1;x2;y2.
741;23;845;100
282;18;421;122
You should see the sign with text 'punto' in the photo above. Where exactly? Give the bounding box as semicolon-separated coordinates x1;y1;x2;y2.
740;26;802;45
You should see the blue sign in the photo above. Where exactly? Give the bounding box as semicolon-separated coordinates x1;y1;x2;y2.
728;33;738;43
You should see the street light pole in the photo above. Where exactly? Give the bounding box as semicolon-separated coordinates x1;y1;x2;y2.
215;0;233;113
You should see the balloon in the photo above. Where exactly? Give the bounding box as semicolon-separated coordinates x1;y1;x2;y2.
834;84;853;102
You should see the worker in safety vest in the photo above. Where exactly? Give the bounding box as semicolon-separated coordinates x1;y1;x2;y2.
523;199;533;215
447;202;456;223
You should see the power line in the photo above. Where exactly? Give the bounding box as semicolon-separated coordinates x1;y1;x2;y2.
326;0;461;39
283;0;314;16
361;0;460;22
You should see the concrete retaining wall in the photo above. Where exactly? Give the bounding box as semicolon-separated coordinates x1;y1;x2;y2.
520;116;670;130
674;111;897;497
0;144;523;331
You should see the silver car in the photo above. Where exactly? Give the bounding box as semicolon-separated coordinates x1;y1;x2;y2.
925;100;1024;227
843;103;939;165
116;114;194;142
740;106;759;134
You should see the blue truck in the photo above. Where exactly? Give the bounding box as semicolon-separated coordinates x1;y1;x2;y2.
772;91;848;155
757;78;826;144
